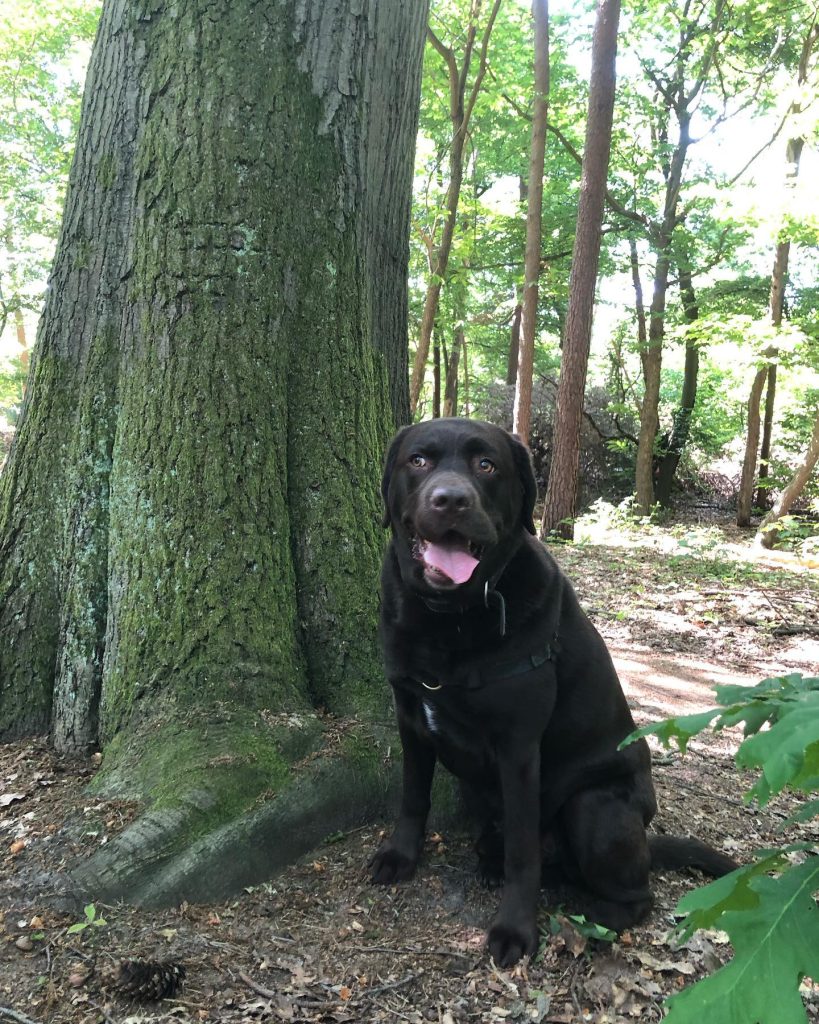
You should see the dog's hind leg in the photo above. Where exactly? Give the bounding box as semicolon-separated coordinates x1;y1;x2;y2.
560;785;655;931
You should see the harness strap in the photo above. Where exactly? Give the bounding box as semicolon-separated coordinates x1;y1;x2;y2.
416;636;558;692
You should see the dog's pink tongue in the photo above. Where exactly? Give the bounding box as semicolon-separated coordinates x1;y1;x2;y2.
423;542;479;584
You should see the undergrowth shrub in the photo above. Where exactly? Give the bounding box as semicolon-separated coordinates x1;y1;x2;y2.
624;673;819;1024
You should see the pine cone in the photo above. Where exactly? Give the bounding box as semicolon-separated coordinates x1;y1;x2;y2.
103;958;186;1000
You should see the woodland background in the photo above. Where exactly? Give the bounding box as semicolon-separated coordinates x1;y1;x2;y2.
1;0;818;546
0;1;818;1022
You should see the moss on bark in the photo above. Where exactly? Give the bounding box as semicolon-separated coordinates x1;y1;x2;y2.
0;0;429;901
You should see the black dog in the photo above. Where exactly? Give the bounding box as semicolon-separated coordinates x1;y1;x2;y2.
370;418;736;967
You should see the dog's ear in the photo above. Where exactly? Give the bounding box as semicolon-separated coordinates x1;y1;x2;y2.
381;426;412;528
508;432;537;535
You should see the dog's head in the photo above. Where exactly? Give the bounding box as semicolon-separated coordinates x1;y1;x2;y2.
381;418;537;595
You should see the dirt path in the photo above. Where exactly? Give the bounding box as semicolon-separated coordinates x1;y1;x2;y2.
1;527;818;1023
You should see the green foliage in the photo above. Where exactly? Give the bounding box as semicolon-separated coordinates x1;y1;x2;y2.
665;855;819;1024
0;355;27;424
0;0;101;328
544;911;617;944
759;512;819;556
66;902;107;935
626;673;819;1023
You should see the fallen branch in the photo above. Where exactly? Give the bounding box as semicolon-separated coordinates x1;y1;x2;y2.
0;1009;41;1024
238;970;277;999
771;623;819;638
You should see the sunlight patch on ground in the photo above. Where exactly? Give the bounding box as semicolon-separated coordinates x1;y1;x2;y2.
571;500;819;575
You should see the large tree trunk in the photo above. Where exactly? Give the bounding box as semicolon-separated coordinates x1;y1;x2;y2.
756;405;819;548
512;0;549;442
0;0;428;904
540;0;619;539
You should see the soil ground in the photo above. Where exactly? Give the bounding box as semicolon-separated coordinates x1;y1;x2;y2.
1;515;818;1024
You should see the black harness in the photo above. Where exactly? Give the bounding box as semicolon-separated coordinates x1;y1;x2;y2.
413;578;560;693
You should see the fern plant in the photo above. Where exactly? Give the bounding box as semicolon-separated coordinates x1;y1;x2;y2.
625;673;819;1024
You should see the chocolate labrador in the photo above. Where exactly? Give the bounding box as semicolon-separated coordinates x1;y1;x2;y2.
370;418;736;967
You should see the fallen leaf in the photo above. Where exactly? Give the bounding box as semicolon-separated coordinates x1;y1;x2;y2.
339;986;352;1000
0;793;26;807
9;839;26;855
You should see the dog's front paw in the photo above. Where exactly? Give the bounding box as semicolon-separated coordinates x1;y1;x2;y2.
477;855;504;889
369;843;419;885
487;917;539;968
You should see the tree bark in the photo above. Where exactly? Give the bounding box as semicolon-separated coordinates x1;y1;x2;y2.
756;405;819;548
0;0;428;903
540;0;619;538
512;0;549;442
443;330;461;417
755;363;777;509
739;19;816;519
409;0;502;416
736;366;769;526
634;101;692;516
654;258;699;507
506;301;522;386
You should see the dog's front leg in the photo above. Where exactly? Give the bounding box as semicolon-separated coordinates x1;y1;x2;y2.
488;743;541;966
370;687;436;884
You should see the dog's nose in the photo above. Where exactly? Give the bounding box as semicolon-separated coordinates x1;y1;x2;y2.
429;484;472;513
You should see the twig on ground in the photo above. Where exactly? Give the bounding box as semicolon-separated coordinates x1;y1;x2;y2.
363;973;418;997
0;1009;41;1024
238;970;277;999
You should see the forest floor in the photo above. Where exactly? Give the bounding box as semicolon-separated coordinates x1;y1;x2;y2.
1;510;819;1024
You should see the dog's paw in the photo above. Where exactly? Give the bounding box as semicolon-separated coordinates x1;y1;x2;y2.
477;857;504;889
487;918;539;968
369;844;418;885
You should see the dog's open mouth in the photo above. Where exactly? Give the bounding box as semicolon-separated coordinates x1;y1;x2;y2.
411;531;483;587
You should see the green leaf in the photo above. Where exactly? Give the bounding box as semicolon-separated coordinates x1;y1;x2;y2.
666;857;819;1024
620;709;721;753
66;922;87;934
781;798;819;828
737;695;819;806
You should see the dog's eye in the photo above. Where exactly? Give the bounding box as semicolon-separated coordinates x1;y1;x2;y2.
409;454;427;469
477;457;495;474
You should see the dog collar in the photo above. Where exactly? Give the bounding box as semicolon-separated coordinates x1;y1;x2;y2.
419;567;509;634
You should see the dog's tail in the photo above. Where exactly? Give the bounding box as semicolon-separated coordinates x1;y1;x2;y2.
649;835;738;877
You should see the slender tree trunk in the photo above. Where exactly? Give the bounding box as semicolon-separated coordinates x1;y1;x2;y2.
634;246;670;515
737;366;769;526
443;328;461;417
756;363;777;509
738;20;816;519
433;332;442;418
409;0;502;416
654;259;699;507
0;0;428;903
513;0;549;442
540;0;619;538
506;301;522;386
756;405;819;548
